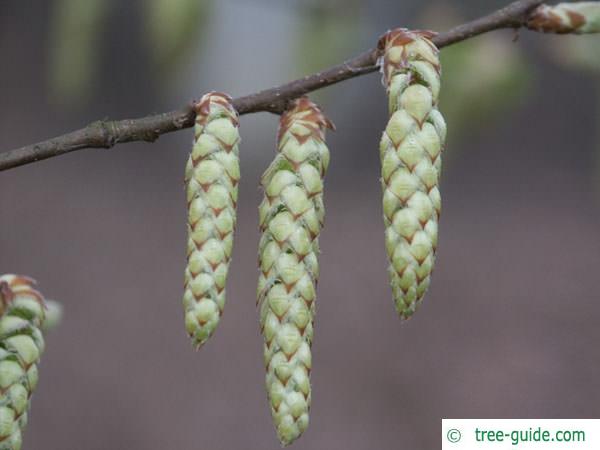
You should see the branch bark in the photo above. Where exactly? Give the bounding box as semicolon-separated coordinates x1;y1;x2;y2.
0;0;548;172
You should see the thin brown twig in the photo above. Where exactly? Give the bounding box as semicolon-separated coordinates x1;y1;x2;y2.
0;0;547;172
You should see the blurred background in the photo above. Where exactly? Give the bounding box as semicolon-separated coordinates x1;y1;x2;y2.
1;1;600;449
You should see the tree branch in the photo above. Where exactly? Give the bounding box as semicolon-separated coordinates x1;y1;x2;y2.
0;0;554;172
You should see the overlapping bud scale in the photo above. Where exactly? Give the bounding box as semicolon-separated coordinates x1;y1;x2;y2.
184;92;241;348
378;29;447;319
257;97;333;446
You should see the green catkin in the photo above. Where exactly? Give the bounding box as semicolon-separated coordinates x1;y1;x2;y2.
183;92;241;349
257;97;333;446
378;29;447;320
0;275;47;450
527;2;600;34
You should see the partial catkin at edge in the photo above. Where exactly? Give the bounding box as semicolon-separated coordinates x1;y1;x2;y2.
0;275;48;450
527;2;600;34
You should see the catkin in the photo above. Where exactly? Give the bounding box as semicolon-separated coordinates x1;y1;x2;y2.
0;275;47;450
527;2;600;34
183;92;241;348
257;97;333;446
378;29;447;319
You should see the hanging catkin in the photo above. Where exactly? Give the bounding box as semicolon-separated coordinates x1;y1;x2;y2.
0;275;47;450
527;2;600;34
257;97;333;446
183;92;241;348
378;29;447;320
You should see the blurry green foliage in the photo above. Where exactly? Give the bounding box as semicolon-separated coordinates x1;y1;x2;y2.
549;35;600;72
144;0;212;75
49;0;211;106
49;0;111;106
439;36;532;143
293;0;362;103
419;2;532;148
546;35;600;192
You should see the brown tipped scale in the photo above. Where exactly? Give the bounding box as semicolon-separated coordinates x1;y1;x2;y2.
183;92;241;348
0;275;48;450
378;29;447;319
257;97;333;446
